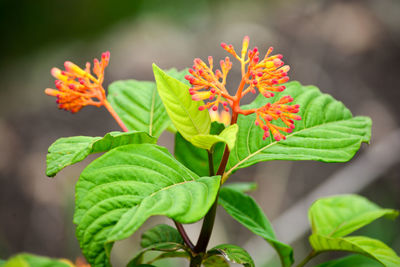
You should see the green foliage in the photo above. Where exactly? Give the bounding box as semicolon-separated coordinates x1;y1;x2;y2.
40;38;391;267
46;131;155;177
107;69;188;138
153;64;211;142
207;244;255;267
225;81;372;177
308;195;399;237
310;235;400;267
174;122;225;176
140;224;183;248
316;254;383;267
129;224;189;266
218;187;293;267
308;195;400;267
107;80;171;137
190;124;238;151
203;255;230;267
73;143;220;267
0;253;73;267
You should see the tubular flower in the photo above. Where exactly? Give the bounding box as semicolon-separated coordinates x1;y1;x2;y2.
255;96;301;141
45;51;110;113
186;36;302;141
185;56;233;112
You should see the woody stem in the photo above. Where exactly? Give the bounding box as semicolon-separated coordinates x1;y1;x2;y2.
192;109;238;257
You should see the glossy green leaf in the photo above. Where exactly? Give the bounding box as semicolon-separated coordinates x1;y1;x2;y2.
1;253;73;267
225;81;372;177
207;244;255;267
140;224;183;248
46;131;156;177
222;182;257;193
74;143;220;267
128;243;188;266
316;254;383;267
174;122;225;176
153;64;211;142
130;224;188;266
309;195;399;237
218;188;293;267
310;234;400;267
107;80;170;137
203;255;230;267
190;124;238;151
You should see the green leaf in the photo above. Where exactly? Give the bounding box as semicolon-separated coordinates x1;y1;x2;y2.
310;234;400;267
128;224;188;266
222;182;257;193
203;255;230;267
190;124;238;151
107;80;171;137
140;224;183;248
174;122;225;176
153;64;211;142
128;243;189;266
207;244;255;267
46;131;155;177
316;254;383;267
219;187;293;267
74;143;220;267
1;253;73;267
225;81;372;177
309;195;399;237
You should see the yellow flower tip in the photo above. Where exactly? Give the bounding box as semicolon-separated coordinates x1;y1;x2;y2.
241;36;250;57
64;61;87;76
50;67;63;79
44;88;58;96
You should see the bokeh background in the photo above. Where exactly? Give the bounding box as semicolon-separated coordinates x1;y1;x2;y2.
1;0;400;266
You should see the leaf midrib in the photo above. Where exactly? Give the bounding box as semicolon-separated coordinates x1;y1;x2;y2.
225;117;365;177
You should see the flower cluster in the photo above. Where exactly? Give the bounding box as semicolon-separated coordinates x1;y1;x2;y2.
255;96;301;140
45;51;110;113
185;56;233;112
185;36;301;141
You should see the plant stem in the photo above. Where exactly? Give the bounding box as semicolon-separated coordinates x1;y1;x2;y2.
103;99;129;132
192;111;238;257
295;250;318;267
193;151;220;254
193;195;219;254
208;150;215;176
174;220;195;251
190;255;203;267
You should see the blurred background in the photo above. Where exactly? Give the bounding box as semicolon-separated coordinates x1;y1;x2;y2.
1;0;399;266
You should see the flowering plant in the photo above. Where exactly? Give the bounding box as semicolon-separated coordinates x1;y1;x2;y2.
2;37;399;267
